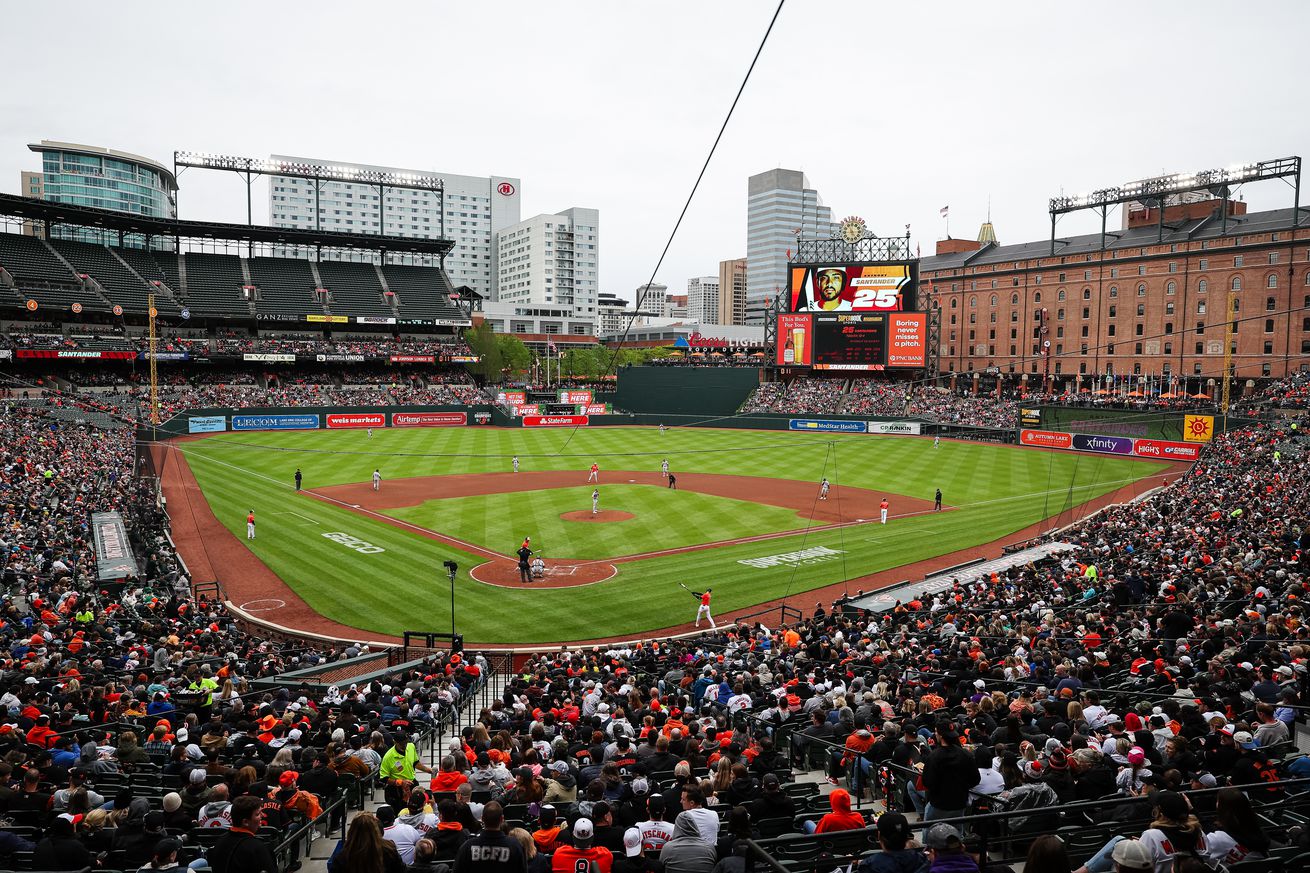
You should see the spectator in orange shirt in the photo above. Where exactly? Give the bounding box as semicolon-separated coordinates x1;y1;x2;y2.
431;755;468;792
829;726;876;793
803;788;865;834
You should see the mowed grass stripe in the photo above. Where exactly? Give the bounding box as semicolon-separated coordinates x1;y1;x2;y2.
180;429;1167;643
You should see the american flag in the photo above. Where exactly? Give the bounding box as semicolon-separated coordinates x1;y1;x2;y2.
939;206;949;218
546;340;557;353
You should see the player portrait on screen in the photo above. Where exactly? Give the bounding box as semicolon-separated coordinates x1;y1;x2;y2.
814;267;848;310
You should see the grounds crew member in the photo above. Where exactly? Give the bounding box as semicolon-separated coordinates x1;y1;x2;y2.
380;731;433;809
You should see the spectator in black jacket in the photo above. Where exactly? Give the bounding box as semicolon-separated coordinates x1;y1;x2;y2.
32;815;91;872
210;795;278;873
748;774;796;823
920;724;979;822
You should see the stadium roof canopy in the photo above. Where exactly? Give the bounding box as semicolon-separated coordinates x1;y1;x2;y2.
0;192;454;256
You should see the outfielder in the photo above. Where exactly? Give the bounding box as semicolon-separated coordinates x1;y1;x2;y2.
879;498;889;524
691;587;715;628
367;427;373;438
819;478;830;500
372;469;382;491
933;435;940;449
588;462;599;483
659;424;666;435
246;510;256;540
512;455;520;473
661;459;669;478
592;488;600;515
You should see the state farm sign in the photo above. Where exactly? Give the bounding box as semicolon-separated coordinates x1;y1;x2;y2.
522;415;589;427
326;413;386;429
392;412;467;427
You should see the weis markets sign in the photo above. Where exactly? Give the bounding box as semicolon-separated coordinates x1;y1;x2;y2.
392;412;467;427
326;413;385;429
231;414;320;431
738;546;846;569
522;415;589;427
789;419;866;433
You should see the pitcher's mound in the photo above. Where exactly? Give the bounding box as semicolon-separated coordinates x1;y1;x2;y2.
561;510;635;523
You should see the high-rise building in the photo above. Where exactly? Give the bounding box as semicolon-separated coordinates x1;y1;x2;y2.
496;207;599;323
267;154;520;301
634;283;667;319
685;276;719;324
717;258;747;325
23;141;177;244
597;292;631;337
746;168;834;323
667;292;689;321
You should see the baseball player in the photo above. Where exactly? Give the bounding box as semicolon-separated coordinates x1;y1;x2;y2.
516;541;533;584
819;478;830;501
879;498;889;524
367;427;373;438
294;468;302;491
934;488;942;511
372;469;382;491
659;424;666;435
661;459;669;478
512;455;520;473
592;488;600;515
246;510;256;540
933;435;941;449
667;472;677;490
588;462;599;483
692;588;715;628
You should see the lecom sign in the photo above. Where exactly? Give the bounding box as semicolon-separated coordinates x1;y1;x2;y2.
392;412;467;427
326;413;386;429
522;415;588;427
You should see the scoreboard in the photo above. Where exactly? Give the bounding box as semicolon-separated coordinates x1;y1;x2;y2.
778;310;927;370
814;313;886;370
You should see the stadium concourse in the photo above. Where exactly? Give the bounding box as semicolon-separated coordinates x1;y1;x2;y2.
1;372;1309;873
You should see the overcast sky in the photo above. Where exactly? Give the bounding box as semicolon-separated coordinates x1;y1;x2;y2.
3;1;1308;299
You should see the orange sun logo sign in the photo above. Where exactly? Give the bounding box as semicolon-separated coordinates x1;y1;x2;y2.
1183;414;1214;443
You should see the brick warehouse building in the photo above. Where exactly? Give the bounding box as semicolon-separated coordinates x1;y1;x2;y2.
920;199;1310;385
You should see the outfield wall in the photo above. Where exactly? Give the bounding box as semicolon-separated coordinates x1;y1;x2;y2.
614;366;762;416
1022;404;1252;441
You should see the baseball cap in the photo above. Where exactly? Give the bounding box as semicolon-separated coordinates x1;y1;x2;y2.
631;777;649;796
175;728;189;743
189;768;208;785
376;805;397;825
1127;747;1146;765
145;811;167;831
924;823;963;850
573;818;594;844
876;812;911;843
1233;731;1257;749
550;760;570;774
279;771;299;788
1111;839;1153;871
153;838;183;858
163;792;182;813
1192;772;1218;789
1155;790;1189;822
623;827;643;857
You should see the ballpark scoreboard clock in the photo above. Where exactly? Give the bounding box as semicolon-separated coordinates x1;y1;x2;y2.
839;216;867;244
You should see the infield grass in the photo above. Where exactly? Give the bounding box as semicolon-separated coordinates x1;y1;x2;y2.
179;426;1168;643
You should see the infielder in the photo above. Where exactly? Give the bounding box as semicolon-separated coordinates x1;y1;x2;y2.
691;587;715;628
661;459;669;478
246;510;256;540
819;478;830;500
512;455;520;473
372;469;382;491
588;462;599;483
592;488;600;515
879;498;889;524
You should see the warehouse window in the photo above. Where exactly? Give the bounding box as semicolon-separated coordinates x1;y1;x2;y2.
1137;284;1146;296
1165;302;1174;315
1058;289;1066;301
1267;274;1278;288
1109;305;1117;317
1197;279;1208;293
1231;276;1242;291
1137;304;1145;316
1166;281;1176;295
1267;297;1277;311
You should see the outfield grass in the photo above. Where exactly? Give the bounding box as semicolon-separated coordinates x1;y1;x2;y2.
179;426;1168;643
385;485;809;560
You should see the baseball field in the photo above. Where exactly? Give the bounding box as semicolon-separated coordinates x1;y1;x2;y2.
167;426;1172;644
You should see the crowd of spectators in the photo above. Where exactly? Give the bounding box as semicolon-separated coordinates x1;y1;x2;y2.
740;379;847;415
2;329;473;361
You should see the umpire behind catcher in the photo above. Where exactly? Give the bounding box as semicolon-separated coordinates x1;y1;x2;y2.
517;541;533;584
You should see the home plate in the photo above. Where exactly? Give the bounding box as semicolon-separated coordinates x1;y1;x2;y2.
628;479;636;482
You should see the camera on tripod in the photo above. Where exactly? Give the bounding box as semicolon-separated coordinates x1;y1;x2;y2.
443;560;458;580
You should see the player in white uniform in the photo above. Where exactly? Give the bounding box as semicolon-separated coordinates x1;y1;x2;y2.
512;455;520;473
592;488;600;515
934;435;940;449
661;459;669;478
372;469;382;491
659;424;666;435
367;427;373;438
819;478;830;500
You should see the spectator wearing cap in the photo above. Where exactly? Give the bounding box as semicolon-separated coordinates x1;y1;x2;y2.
857;812;928;873
617;776;653;827
1116;747;1153;796
614;826;661;873
551;817;614;873
532;805;568;855
378;804;425;866
921;724;979;822
33;814;92;870
636;794;676;854
923;823;978;873
140;836;185;871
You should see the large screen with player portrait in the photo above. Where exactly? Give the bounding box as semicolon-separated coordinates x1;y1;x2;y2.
788;263;917;313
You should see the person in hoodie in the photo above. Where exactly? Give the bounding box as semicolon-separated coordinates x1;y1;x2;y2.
432;755;469;792
802;788;865;834
469;752;510;796
748;774;795;824
532;805;569;856
543;759;578;805
660;812;717;873
858;812;929;873
429;799;472;860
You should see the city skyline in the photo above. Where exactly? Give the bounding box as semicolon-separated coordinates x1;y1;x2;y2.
2;1;1308;306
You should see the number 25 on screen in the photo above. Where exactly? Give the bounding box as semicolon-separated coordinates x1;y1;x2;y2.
853;288;899;309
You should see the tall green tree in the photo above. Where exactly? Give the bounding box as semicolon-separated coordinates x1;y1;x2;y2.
463;323;503;382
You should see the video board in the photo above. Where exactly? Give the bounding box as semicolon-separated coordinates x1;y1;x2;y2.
781;311;926;370
813;313;886;370
788;262;917;313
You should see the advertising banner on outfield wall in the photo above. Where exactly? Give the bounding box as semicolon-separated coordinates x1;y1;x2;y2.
231;414;320;431
788;419;866;433
1072;434;1134;455
187;416;227;434
17;349;136;360
91;511;139;581
558;389;593;404
1020;429;1202;462
389;355;435;363
326;413;386;429
522;415;589;427
316;354;366;363
1131;439;1201;461
867;421;921;435
243;353;296;363
447;354;480;363
1020;429;1073;449
392;412;467;427
497;390;527;406
776;313;813;366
